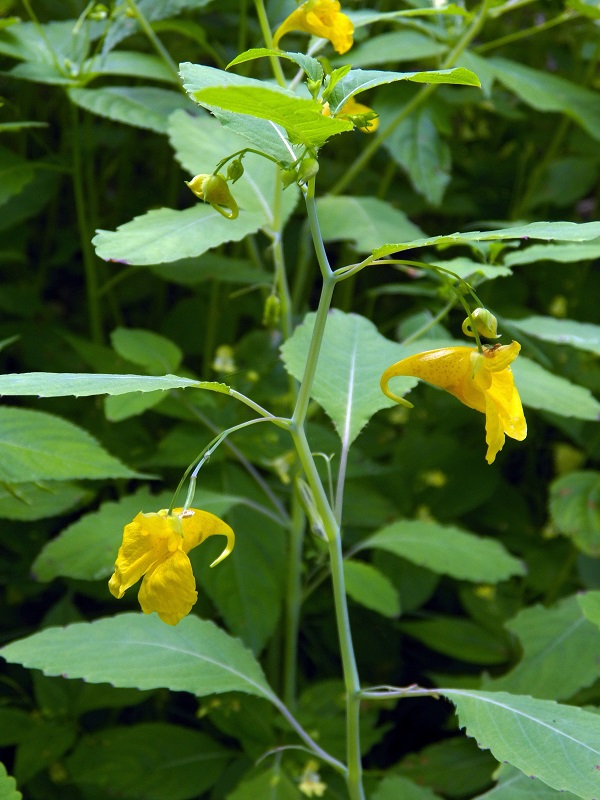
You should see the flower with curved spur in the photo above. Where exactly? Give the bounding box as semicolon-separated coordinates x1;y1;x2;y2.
109;508;234;625
380;341;527;464
273;0;354;55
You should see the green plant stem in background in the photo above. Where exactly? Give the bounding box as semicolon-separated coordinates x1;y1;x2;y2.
476;10;576;53
283;489;306;710
331;0;492;196
254;0;287;87
127;0;180;81
70;103;102;343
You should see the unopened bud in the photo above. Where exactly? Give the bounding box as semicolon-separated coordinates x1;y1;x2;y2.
186;173;239;220
297;157;319;184
263;293;281;327
307;78;322;98
462;308;500;339
281;166;298;189
226;159;244;183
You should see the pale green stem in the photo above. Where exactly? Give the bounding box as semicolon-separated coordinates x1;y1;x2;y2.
127;0;180;80
283;489;306;710
253;0;287;87
70;103;102;343
476;10;576;51
330;0;492;197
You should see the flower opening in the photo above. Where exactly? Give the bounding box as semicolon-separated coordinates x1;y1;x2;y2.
322;96;379;133
380;341;527;464
273;0;354;55
108;508;235;625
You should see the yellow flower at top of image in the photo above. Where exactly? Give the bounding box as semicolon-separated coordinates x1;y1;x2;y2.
380;341;527;464
322;96;379;133
274;0;354;55
108;508;234;625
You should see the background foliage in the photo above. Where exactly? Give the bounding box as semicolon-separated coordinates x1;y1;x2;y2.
1;0;599;798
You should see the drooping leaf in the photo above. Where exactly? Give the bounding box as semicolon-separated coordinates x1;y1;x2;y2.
0;407;144;482
362;519;525;583
483;595;600;699
0;481;89;521
440;689;600;800
507;316;600;356
68;87;191;133
374;221;600;258
549;471;600;556
0;372;201;396
280;310;418;444
315;196;424;252
0;613;275;701
343;560;401;618
327;67;480;113
65;723;229;800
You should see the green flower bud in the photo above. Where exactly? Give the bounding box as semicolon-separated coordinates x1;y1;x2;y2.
462;308;500;339
186;173;239;220
297;157;319;184
263;293;281;327
307;78;322;98
226;158;244;184
281;167;298;189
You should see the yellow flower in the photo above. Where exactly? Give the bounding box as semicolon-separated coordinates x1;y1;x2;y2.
109;508;234;625
298;760;327;797
322;96;379;132
274;0;354;55
186;173;239;220
380;341;527;464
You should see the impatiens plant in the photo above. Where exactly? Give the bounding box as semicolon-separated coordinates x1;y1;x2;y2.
1;1;600;799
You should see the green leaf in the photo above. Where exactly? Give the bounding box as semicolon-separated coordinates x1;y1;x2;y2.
0;372;200;396
68;87;191;133
549;471;600;556
315;196;425;252
14;719;76;784
504;240;600;266
228;48;324;84
350;6;471;27
513;357;600;421
65;723;229;800
402;618;510;664
431;257;512;282
474;764;581;799
440;689;600;800
82;51;178;83
0;763;21;800
194;85;353;147
374;775;443;800
328;67;481;113
374;221;600;258
346;30;447;68
489;57;600;141
507;316;600;356
579;591;600;628
227;768;301;800
94;205;266;266
343;560;401;618
280;310;419;444
0;407;144;482
362;520;525;582
103;0;212;51
104;391;167;422
0;613;275;701
147;253;271;286
167;110;299;225
0;146;34;207
110;328;182;373
33;486;240;582
0;481;89;521
383;106;451;206
483;595;600;699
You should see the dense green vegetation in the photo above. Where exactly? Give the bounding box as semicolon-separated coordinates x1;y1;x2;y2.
0;1;599;798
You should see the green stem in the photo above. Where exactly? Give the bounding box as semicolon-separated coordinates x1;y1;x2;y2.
283;488;306;710
476;10;576;53
127;0;180;81
70;103;102;343
254;0;287;87
330;0;492;196
271;180;294;343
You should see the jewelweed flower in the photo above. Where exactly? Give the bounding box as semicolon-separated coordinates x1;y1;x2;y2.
186;173;239;220
322;97;379;133
273;0;354;55
380;341;527;464
109;508;234;625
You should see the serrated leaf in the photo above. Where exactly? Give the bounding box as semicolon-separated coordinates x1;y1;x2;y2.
343;560;401;617
474;764;581;799
440;689;600;800
0;481;88;521
374;221;600;258
315;196;424;252
483;595;600;700
228;48;324;84
194;85;352;147
513;357;600;421
0;407;144;482
68;87;191;133
65;723;229;800
362;520;525;582
0;613;275;700
507;316;600;356
489;57;600;141
94;205;266;266
280;310;418;444
0;372;200;396
33;487;240;582
110;328;182;373
328;67;480;113
549;471;600;555
0;763;21;800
